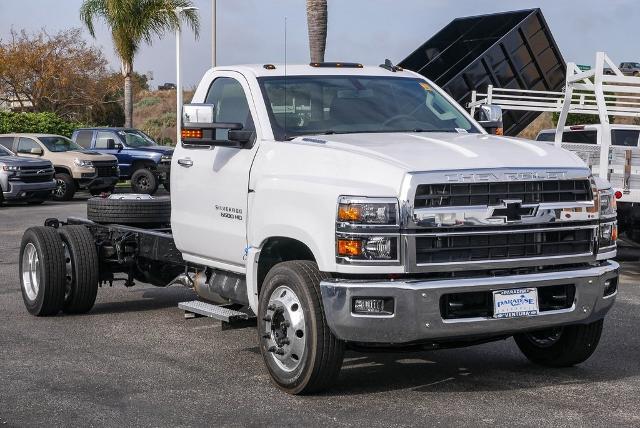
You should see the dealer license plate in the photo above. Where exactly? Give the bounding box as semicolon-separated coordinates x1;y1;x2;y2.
493;288;539;319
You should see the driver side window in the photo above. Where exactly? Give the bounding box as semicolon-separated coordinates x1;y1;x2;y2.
205;77;254;140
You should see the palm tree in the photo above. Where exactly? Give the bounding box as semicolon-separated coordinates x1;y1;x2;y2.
306;0;327;63
80;0;199;128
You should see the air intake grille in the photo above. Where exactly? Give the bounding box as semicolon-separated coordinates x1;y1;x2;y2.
415;228;593;264
414;180;592;208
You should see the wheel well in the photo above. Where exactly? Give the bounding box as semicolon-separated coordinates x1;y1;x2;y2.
257;237;315;294
54;166;72;175
131;160;157;172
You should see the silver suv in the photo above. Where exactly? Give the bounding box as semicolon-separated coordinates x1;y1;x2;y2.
0;144;55;205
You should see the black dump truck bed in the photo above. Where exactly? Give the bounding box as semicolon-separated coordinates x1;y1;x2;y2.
400;8;565;136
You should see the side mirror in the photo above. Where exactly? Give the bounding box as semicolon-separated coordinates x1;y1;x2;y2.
30;147;44;155
182;103;246;148
475;105;503;135
106;139;116;150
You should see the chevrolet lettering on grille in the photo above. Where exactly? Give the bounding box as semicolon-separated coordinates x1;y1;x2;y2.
444;171;567;182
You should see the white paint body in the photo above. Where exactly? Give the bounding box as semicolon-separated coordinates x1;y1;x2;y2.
171;65;590;312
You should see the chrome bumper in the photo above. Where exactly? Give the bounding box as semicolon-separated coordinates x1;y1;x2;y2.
320;261;619;344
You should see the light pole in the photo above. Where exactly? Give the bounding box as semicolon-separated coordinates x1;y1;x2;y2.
170;6;198;145
211;0;217;67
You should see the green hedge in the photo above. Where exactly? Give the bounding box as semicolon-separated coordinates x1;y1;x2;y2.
0;111;84;137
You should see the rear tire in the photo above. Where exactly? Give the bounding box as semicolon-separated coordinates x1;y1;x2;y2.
53;173;76;201
131;168;158;195
19;227;66;316
58;226;99;314
87;196;171;225
258;260;344;394
514;320;604;367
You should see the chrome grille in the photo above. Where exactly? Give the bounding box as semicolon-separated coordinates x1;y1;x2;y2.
414;180;592;208
415;228;594;264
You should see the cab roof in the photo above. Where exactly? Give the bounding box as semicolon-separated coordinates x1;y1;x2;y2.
212;63;420;79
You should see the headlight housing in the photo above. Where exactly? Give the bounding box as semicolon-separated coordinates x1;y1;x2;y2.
335;197;400;264
598;188;616;217
160;155;172;163
74;158;94;168
337;197;398;226
1;165;19;172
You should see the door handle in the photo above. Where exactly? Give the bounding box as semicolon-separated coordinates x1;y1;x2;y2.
177;158;193;167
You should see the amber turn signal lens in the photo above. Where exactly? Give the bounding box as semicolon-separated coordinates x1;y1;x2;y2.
612;225;618;242
338;204;362;222
182;129;203;139
337;239;362;257
495;127;504;136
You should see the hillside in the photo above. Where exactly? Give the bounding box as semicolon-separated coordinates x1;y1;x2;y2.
132;89;193;145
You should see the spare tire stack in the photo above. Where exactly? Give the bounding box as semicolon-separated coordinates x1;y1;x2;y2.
87;196;171;226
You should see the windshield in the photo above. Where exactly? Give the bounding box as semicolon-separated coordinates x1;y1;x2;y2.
0;145;13;156
39;136;84;152
117;130;157;147
258;76;479;140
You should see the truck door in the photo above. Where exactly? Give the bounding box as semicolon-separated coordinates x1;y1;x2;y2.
94;130;132;177
171;72;259;271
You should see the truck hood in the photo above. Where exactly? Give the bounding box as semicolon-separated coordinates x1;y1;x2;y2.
292;132;587;172
0;156;52;168
65;150;117;161
132;146;173;155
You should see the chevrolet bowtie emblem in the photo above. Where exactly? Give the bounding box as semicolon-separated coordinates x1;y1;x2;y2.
491;200;533;222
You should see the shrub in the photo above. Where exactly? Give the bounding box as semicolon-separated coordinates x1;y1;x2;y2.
0;111;84;137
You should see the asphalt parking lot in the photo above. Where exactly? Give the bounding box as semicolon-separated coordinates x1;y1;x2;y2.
1;195;639;427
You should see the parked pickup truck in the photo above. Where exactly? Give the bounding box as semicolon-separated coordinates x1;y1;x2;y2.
0;133;119;201
19;63;619;394
71;128;172;194
0;143;55;205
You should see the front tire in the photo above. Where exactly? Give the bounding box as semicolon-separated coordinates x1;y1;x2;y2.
258;260;344;394
514;320;604;367
58;226;99;314
131;168;158;194
53;173;76;201
19;227;66;316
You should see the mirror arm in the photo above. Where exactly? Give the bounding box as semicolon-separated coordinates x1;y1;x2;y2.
183;122;243;130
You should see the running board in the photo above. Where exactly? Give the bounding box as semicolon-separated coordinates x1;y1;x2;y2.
178;300;249;322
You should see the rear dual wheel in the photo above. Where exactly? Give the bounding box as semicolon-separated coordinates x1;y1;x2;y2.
20;226;99;316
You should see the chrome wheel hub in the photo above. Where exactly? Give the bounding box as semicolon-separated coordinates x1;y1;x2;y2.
21;243;40;301
263;286;306;372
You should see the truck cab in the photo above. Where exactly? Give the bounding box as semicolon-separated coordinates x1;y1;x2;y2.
19;63;619;394
71;128;172;194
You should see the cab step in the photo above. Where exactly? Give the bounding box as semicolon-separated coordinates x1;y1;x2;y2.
178;300;249;322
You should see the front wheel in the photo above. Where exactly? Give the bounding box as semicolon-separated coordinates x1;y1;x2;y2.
258;260;344;394
53;173;76;201
131;168;158;194
514;320;604;367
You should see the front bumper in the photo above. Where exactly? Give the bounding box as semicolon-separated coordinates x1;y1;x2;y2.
77;176;119;189
3;179;56;200
320;261;619;344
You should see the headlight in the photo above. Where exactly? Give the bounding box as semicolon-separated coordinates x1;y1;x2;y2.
1;165;19;172
74;158;94;168
336;236;398;260
161;155;172;162
337;197;398;226
598;188;616;216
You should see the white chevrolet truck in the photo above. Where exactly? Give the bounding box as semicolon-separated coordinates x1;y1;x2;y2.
19;62;619;394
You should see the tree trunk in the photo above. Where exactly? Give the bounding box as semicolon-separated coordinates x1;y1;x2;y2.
123;74;133;128
306;0;327;64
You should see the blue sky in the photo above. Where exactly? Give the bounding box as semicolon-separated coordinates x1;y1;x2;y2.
0;1;638;87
